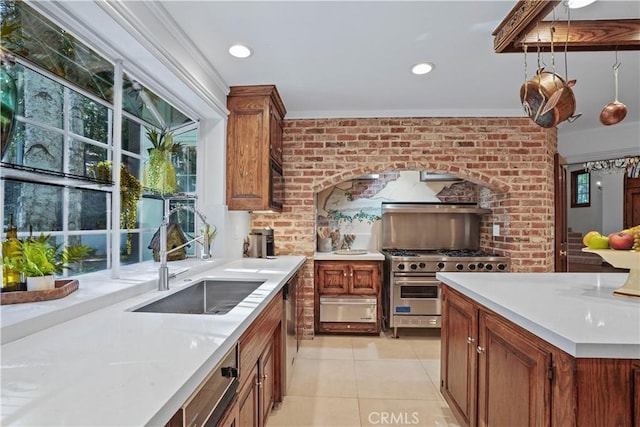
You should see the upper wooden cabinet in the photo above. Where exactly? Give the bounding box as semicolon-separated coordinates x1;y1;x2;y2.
226;85;286;211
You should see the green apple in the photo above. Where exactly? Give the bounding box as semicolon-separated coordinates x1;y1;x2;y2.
587;235;609;249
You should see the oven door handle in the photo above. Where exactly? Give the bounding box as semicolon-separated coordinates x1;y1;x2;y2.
393;278;440;286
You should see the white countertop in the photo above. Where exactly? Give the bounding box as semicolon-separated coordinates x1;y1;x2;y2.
0;256;306;426
314;250;385;261
436;272;640;359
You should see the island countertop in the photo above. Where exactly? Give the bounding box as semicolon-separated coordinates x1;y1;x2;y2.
0;256;306;426
436;272;640;359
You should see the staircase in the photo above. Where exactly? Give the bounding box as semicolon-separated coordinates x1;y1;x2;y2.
568;230;603;266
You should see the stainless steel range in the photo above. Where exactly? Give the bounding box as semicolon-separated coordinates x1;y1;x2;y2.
380;203;510;337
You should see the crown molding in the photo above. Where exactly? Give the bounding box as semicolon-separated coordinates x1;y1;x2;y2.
95;0;229;117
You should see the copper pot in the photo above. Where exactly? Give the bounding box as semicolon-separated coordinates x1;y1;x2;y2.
520;69;581;128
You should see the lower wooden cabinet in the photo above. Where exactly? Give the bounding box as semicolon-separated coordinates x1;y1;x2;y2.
442;286;554;426
315;260;382;334
236;290;283;427
237;363;260;427
441;284;640;427
217;395;239;427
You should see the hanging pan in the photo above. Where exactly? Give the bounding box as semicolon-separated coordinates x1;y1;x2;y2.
600;59;627;126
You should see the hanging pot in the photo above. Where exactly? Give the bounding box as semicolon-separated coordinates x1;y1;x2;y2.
599;62;627;126
520;69;581;128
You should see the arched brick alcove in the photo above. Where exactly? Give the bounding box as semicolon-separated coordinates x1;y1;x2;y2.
251;116;557;337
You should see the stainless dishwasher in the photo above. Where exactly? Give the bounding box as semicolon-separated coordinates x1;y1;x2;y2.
319;297;377;323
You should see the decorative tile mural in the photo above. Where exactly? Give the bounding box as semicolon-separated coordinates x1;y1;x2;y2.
316;171;478;251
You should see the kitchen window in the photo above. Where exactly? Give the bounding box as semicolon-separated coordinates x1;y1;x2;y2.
1;1;198;276
571;169;590;208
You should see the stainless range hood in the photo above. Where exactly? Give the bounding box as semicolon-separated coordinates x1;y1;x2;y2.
381;202;491;250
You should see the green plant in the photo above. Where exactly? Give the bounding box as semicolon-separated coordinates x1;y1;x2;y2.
146;128;182;153
93;161;142;254
144;128;182;194
203;224;217;242
327;209;381;225
2;234;90;277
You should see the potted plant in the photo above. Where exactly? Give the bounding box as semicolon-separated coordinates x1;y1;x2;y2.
93;161;143;254
2;234;90;291
143;128;182;194
202;224;217;258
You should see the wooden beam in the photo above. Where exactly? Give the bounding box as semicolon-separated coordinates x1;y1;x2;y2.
493;0;560;53
493;1;640;53
512;19;640;53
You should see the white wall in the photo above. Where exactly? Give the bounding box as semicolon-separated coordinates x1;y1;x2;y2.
561;120;639;235
566;162;627;236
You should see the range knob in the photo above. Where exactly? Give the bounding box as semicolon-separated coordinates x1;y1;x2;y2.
437;262;445;270
497;263;507;271
456;263;464;271
398;263;405;270
410;263;418;270
468;264;476;271
477;262;485;269
485;264;493;271
419;262;426;269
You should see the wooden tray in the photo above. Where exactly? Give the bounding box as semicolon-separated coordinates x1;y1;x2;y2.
0;279;79;305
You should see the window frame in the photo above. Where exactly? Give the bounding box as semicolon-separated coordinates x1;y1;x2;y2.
570;169;591;208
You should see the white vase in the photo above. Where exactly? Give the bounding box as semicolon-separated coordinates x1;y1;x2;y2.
26;275;55;291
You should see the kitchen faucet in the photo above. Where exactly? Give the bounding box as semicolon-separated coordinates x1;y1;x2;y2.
158;205;211;291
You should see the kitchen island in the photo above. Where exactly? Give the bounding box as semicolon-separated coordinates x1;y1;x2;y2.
0;255;305;426
436;272;640;427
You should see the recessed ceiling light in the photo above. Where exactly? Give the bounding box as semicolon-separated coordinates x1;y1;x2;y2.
411;62;435;75
566;0;597;9
229;44;252;58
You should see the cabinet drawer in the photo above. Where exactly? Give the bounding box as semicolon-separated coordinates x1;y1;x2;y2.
320;297;376;323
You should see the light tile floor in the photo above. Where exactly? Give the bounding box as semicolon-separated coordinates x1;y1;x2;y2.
267;329;461;427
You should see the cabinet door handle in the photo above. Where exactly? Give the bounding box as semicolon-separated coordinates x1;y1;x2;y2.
466;336;475;344
476;345;485;354
263;374;268;380
256;379;263;388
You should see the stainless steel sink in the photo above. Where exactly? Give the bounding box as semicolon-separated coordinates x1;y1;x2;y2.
133;279;265;315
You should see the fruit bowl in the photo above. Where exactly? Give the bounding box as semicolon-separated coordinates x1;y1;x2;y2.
582;248;640;298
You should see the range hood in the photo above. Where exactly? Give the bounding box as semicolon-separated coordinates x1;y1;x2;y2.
381;202;491;250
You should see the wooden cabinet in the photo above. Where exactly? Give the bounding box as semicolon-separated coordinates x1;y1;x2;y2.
217;395;239;427
226;85;286;212
442;286;552;427
316;260;380;295
237;290;283;427
315;260;381;334
441;284;640;427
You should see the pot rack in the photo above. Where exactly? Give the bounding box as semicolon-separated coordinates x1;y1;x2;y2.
493;0;640;53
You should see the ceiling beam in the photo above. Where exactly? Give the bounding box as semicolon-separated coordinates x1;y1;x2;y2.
493;0;560;53
493;1;640;53
512;19;640;53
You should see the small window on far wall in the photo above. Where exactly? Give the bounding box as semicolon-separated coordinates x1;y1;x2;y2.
571;169;590;208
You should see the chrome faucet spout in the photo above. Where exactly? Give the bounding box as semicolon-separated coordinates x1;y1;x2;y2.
158;205;211;291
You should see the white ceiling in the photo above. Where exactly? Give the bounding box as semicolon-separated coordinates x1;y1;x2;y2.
153;0;639;135
41;0;640;139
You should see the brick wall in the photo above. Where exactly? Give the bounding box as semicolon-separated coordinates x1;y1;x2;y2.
251;117;557;338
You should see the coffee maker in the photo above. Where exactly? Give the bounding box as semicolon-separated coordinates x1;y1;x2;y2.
247;227;275;258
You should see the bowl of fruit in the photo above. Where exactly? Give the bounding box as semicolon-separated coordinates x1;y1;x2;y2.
582;226;639;298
